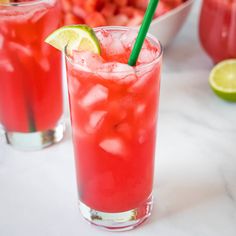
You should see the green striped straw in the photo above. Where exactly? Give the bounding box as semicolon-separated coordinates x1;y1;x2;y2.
128;0;160;66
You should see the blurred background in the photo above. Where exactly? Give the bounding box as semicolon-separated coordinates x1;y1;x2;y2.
1;1;236;236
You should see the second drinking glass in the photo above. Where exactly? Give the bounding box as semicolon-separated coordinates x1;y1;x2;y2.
0;0;64;150
199;0;236;63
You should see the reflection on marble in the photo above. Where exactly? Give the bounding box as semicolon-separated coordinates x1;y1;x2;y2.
0;1;236;236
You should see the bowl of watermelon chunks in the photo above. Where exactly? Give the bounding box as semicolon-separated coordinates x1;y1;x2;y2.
61;0;195;47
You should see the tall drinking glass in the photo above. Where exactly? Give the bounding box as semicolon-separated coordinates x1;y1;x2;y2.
0;0;64;150
65;26;163;231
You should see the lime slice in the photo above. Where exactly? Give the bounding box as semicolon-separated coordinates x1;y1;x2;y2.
209;59;236;102
45;25;101;56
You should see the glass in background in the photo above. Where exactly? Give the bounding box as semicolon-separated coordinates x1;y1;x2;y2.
199;0;236;63
0;0;65;150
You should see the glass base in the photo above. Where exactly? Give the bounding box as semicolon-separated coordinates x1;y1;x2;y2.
5;121;65;151
79;195;153;231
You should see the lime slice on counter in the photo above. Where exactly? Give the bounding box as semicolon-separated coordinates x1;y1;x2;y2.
209;59;236;102
45;25;101;56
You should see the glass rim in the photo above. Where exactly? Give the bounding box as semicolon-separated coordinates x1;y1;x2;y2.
65;26;163;73
0;0;52;7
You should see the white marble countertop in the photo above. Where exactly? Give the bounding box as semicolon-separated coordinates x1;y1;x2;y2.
1;2;236;236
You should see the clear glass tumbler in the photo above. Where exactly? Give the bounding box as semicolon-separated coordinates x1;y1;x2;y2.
0;0;65;150
66;26;163;231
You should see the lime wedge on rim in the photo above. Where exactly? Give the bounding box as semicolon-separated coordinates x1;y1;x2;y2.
45;25;101;56
209;59;236;102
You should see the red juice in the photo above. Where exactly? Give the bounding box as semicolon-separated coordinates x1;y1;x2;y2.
66;27;162;230
199;0;236;63
0;0;64;149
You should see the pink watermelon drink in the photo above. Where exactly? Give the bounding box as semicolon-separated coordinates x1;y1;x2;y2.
0;0;64;149
65;27;162;230
199;0;236;63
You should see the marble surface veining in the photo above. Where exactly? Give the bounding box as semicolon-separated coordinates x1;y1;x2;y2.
0;1;236;236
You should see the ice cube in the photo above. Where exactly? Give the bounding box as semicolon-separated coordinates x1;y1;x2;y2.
142;38;153;49
138;129;147;144
80;84;108;107
98;63;137;84
11;1;57;23
106;37;125;56
9;42;32;57
136;104;146;115
31;8;48;23
47;0;57;7
0;23;15;38
1;4;48;23
0;59;14;73
115;123;132;139
96;30;113;48
129;71;150;91
0;34;4;50
137;48;157;64
112;63;134;74
68;76;81;94
99;138;126;156
73;51;104;72
38;58;50;72
89;111;107;129
121;29;138;49
10;8;38;23
73;126;86;138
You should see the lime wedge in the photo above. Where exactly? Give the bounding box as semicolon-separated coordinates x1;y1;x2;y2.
45;25;101;56
209;59;236;102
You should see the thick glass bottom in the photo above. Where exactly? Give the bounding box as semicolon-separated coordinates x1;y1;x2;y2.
79;195;153;231
5;121;65;151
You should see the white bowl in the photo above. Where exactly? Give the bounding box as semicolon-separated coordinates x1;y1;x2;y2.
149;0;195;47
